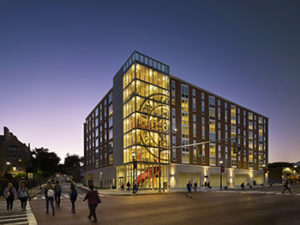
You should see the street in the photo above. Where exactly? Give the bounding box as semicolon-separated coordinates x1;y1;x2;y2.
29;180;300;225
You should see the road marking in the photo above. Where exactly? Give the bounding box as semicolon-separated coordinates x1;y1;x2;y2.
64;194;69;198
0;217;28;222
42;196;45;199
3;221;28;225
0;214;27;219
26;201;37;225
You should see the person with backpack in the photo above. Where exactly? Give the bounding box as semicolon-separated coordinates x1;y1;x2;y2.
3;182;17;211
54;180;62;207
69;183;78;214
18;182;30;211
83;185;101;223
45;182;55;216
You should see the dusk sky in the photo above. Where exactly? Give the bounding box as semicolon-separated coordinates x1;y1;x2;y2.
0;1;299;162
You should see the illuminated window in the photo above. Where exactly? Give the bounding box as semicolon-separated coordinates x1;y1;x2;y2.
248;112;253;120
181;139;189;164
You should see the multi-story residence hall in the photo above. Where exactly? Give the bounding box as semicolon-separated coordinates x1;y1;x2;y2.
0;127;31;177
84;51;268;189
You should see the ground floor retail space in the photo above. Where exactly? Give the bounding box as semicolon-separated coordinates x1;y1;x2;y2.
84;164;267;189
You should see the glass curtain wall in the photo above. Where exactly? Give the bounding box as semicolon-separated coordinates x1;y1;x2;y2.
122;63;170;189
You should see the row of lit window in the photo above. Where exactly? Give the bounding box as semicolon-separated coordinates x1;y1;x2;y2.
123;96;169;119
123;52;169;75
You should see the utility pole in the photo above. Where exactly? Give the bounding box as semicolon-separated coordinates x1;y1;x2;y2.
158;140;161;193
220;160;223;190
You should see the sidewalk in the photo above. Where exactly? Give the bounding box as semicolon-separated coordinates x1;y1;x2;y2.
28;183;46;198
76;183;284;196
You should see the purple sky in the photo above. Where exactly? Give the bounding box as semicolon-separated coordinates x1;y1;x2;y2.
0;1;299;162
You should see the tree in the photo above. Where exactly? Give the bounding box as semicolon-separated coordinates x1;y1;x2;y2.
63;154;82;182
31;148;60;177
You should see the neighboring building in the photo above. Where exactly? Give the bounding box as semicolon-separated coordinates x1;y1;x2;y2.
84;51;269;189
268;162;298;184
0;127;31;177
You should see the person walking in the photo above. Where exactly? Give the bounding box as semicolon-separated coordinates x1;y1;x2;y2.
121;183;125;192
69;183;78;214
45;182;55;215
186;181;192;198
193;182;197;192
133;183;138;194
281;179;292;194
18;182;30;211
3;182;17;211
126;181;131;191
241;182;245;190
83;185;101;223
54;180;62;208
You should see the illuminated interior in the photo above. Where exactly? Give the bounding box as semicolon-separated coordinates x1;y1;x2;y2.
120;63;170;189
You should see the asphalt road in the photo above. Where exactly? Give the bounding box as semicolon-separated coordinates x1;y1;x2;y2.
30;180;300;225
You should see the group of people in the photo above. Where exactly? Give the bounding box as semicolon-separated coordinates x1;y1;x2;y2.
44;181;77;216
3;180;101;223
120;182;138;193
3;182;30;212
44;181;101;222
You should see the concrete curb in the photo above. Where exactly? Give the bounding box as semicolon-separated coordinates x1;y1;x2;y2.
26;201;37;225
29;183;47;198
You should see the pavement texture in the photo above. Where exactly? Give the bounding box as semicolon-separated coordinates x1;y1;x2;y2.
29;180;300;225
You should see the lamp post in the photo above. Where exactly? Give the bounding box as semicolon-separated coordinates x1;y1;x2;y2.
6;161;11;174
132;153;136;194
294;165;297;184
219;160;223;190
262;164;266;185
158;140;161;193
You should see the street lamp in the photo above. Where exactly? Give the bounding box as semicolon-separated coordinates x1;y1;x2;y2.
132;153;136;194
219;160;223;190
262;164;266;185
158;140;162;193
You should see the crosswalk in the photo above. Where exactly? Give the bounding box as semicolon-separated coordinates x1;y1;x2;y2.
0;198;30;225
31;193;105;201
32;193;84;201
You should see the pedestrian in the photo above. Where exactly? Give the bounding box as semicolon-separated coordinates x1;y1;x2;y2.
18;182;30;212
186;181;192;198
133;183;138;194
207;182;211;189
204;181;207;187
281;179;292;194
126;181;131;191
3;182;17;211
193;182;197;192
240;182;245;190
54;180;62;208
45;182;55;216
121;183;125;192
83;184;101;223
69;183;78;214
